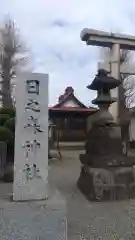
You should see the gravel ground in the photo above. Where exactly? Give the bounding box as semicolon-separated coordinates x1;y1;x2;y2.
49;150;135;240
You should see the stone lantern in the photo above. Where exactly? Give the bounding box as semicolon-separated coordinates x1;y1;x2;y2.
77;69;135;201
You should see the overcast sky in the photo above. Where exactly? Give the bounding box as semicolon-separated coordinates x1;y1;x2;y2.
1;0;135;106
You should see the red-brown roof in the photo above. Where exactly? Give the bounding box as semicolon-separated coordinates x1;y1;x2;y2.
49;107;97;112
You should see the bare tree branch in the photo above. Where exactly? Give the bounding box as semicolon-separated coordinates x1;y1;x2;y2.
0;17;29;107
100;48;135;108
99;47;135;129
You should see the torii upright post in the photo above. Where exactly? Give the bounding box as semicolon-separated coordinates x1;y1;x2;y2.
81;29;135;121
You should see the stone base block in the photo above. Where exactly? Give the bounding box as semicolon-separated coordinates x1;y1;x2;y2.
0;187;67;240
77;165;135;201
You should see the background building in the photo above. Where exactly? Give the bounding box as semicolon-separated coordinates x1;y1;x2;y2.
49;86;97;142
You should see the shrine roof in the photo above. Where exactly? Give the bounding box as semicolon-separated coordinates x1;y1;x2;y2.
52;86;88;108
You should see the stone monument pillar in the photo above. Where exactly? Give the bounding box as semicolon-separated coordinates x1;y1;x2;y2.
1;72;67;240
13;72;48;201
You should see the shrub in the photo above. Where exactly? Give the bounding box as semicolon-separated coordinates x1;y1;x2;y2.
4;117;15;133
0;114;10;126
0;126;13;143
3;163;14;182
0;107;15;118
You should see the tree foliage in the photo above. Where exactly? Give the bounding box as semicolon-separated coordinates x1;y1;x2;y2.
0;107;15;117
4;117;15;132
0;126;13;143
0;114;10;126
0;107;15;142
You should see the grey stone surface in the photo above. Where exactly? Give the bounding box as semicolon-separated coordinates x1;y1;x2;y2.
0;185;67;240
14;72;48;201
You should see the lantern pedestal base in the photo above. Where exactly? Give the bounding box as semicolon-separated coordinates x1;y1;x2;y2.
77;165;135;201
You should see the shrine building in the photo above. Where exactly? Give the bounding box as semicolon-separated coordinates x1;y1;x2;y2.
49;86;97;142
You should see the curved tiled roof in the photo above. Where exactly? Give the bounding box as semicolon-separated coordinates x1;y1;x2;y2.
53;86;88;108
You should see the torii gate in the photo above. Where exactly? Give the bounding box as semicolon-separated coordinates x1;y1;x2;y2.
81;28;135;121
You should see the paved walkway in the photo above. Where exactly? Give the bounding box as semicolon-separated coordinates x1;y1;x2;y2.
0;181;66;240
49;150;135;240
1;151;135;239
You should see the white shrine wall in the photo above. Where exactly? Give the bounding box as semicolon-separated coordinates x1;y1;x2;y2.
61;99;80;108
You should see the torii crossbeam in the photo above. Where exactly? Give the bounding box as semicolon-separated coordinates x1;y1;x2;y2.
81;29;135;50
